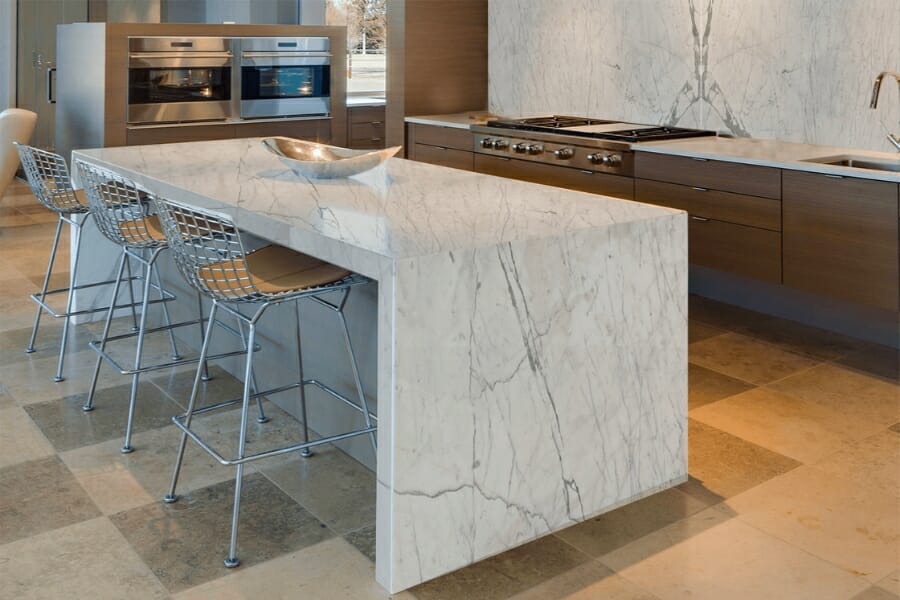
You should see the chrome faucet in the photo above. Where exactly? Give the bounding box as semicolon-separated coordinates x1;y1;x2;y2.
870;70;900;151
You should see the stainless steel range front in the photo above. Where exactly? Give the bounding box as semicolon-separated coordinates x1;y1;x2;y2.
472;116;716;178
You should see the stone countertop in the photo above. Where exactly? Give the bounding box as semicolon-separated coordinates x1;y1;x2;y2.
404;111;500;130
636;136;900;183
72;137;680;268
347;95;386;108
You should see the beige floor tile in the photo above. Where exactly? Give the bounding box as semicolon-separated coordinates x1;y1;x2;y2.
409;535;590;600
688;363;755;411
0;406;55;468
690;387;884;463
0;383;14;409
507;560;660;600
555;488;709;558
876;569;900;595
689;332;819;385
738;317;867;361
0;352;119;406
850;586;900;600
725;466;900;583
688;320;726;344
0;517;168;600
811;431;900;500
680;419;800;503
769;363;900;427
59;424;236;515
601;508;869;600
174;537;408;600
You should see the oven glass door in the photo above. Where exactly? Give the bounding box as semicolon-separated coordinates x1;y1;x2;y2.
241;64;330;101
128;66;231;124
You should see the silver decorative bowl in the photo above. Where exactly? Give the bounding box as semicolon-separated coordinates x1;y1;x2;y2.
262;137;401;179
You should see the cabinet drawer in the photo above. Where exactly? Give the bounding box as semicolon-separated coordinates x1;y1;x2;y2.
783;170;899;311
689;217;782;283
636;179;781;230
235;119;329;142
475;154;633;200
414;143;473;171
635;152;781;199
349;121;386;148
126;123;234;146
349;105;385;124
411;123;473;152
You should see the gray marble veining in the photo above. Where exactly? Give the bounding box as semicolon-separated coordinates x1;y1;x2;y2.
490;0;900;153
72;139;688;592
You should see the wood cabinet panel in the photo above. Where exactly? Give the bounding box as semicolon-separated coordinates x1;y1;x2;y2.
475;154;634;200
126;124;235;146
234;119;329;142
635;178;781;230
411;123;474;152
635;152;782;199
349;105;385;124
689;217;782;283
414;143;474;171
783;171;899;311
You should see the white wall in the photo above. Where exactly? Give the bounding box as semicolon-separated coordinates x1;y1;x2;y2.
0;0;15;109
489;0;900;152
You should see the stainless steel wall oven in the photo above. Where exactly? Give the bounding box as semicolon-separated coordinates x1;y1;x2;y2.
128;37;233;125
238;37;331;119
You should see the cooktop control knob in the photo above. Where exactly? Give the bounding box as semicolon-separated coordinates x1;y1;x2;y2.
586;153;603;164
603;154;622;166
480;138;495;149
527;144;544;155
553;147;574;159
513;142;529;153
492;139;510;150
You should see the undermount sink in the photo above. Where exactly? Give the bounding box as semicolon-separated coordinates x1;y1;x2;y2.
803;154;900;172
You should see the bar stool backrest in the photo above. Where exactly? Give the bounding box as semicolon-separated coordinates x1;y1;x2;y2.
14;143;87;214
74;160;163;248
154;197;261;302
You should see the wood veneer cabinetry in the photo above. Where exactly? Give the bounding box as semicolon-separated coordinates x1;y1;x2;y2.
783;171;899;311
406;123;474;171
348;106;386;149
634;153;784;284
475;154;634;200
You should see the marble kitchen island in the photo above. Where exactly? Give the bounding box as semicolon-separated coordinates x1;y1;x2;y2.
72;138;688;593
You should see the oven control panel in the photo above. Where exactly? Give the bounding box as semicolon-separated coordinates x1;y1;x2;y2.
473;133;633;176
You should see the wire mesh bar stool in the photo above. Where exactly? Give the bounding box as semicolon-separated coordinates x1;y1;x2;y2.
154;195;377;569
73;160;253;454
14;143;142;382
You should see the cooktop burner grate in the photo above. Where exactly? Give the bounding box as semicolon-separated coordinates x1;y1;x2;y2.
486;115;715;142
487;115;619;130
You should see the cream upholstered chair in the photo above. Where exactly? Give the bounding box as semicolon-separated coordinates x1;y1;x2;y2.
0;108;38;198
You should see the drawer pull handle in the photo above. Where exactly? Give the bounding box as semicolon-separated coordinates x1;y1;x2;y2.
691;186;709;192
823;173;844;179
371;138;382;141
690;215;710;222
580;169;595;175
370;121;382;125
692;157;710;162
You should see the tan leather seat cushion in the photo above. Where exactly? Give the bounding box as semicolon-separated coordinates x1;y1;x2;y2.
118;215;166;244
197;245;351;296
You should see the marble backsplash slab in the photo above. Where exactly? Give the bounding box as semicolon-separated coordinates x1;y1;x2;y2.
489;0;900;152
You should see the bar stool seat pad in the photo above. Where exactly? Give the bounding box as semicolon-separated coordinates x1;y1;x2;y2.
198;245;351;296
118;215;166;244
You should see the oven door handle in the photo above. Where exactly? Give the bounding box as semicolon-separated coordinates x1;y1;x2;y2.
242;52;331;58
129;54;233;68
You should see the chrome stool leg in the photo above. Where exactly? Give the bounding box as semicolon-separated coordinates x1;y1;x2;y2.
124;252;139;332
235;317;268;424
121;248;164;453
53;218;84;382
226;307;263;569
25;216;64;354
336;290;376;452
165;301;220;504
83;248;129;412
152;260;182;361
197;292;212;382
295;300;312;457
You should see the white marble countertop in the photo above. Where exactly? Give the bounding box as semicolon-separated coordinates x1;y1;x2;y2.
404;111;500;129
72;138;680;266
636;136;900;183
347;95;386;108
